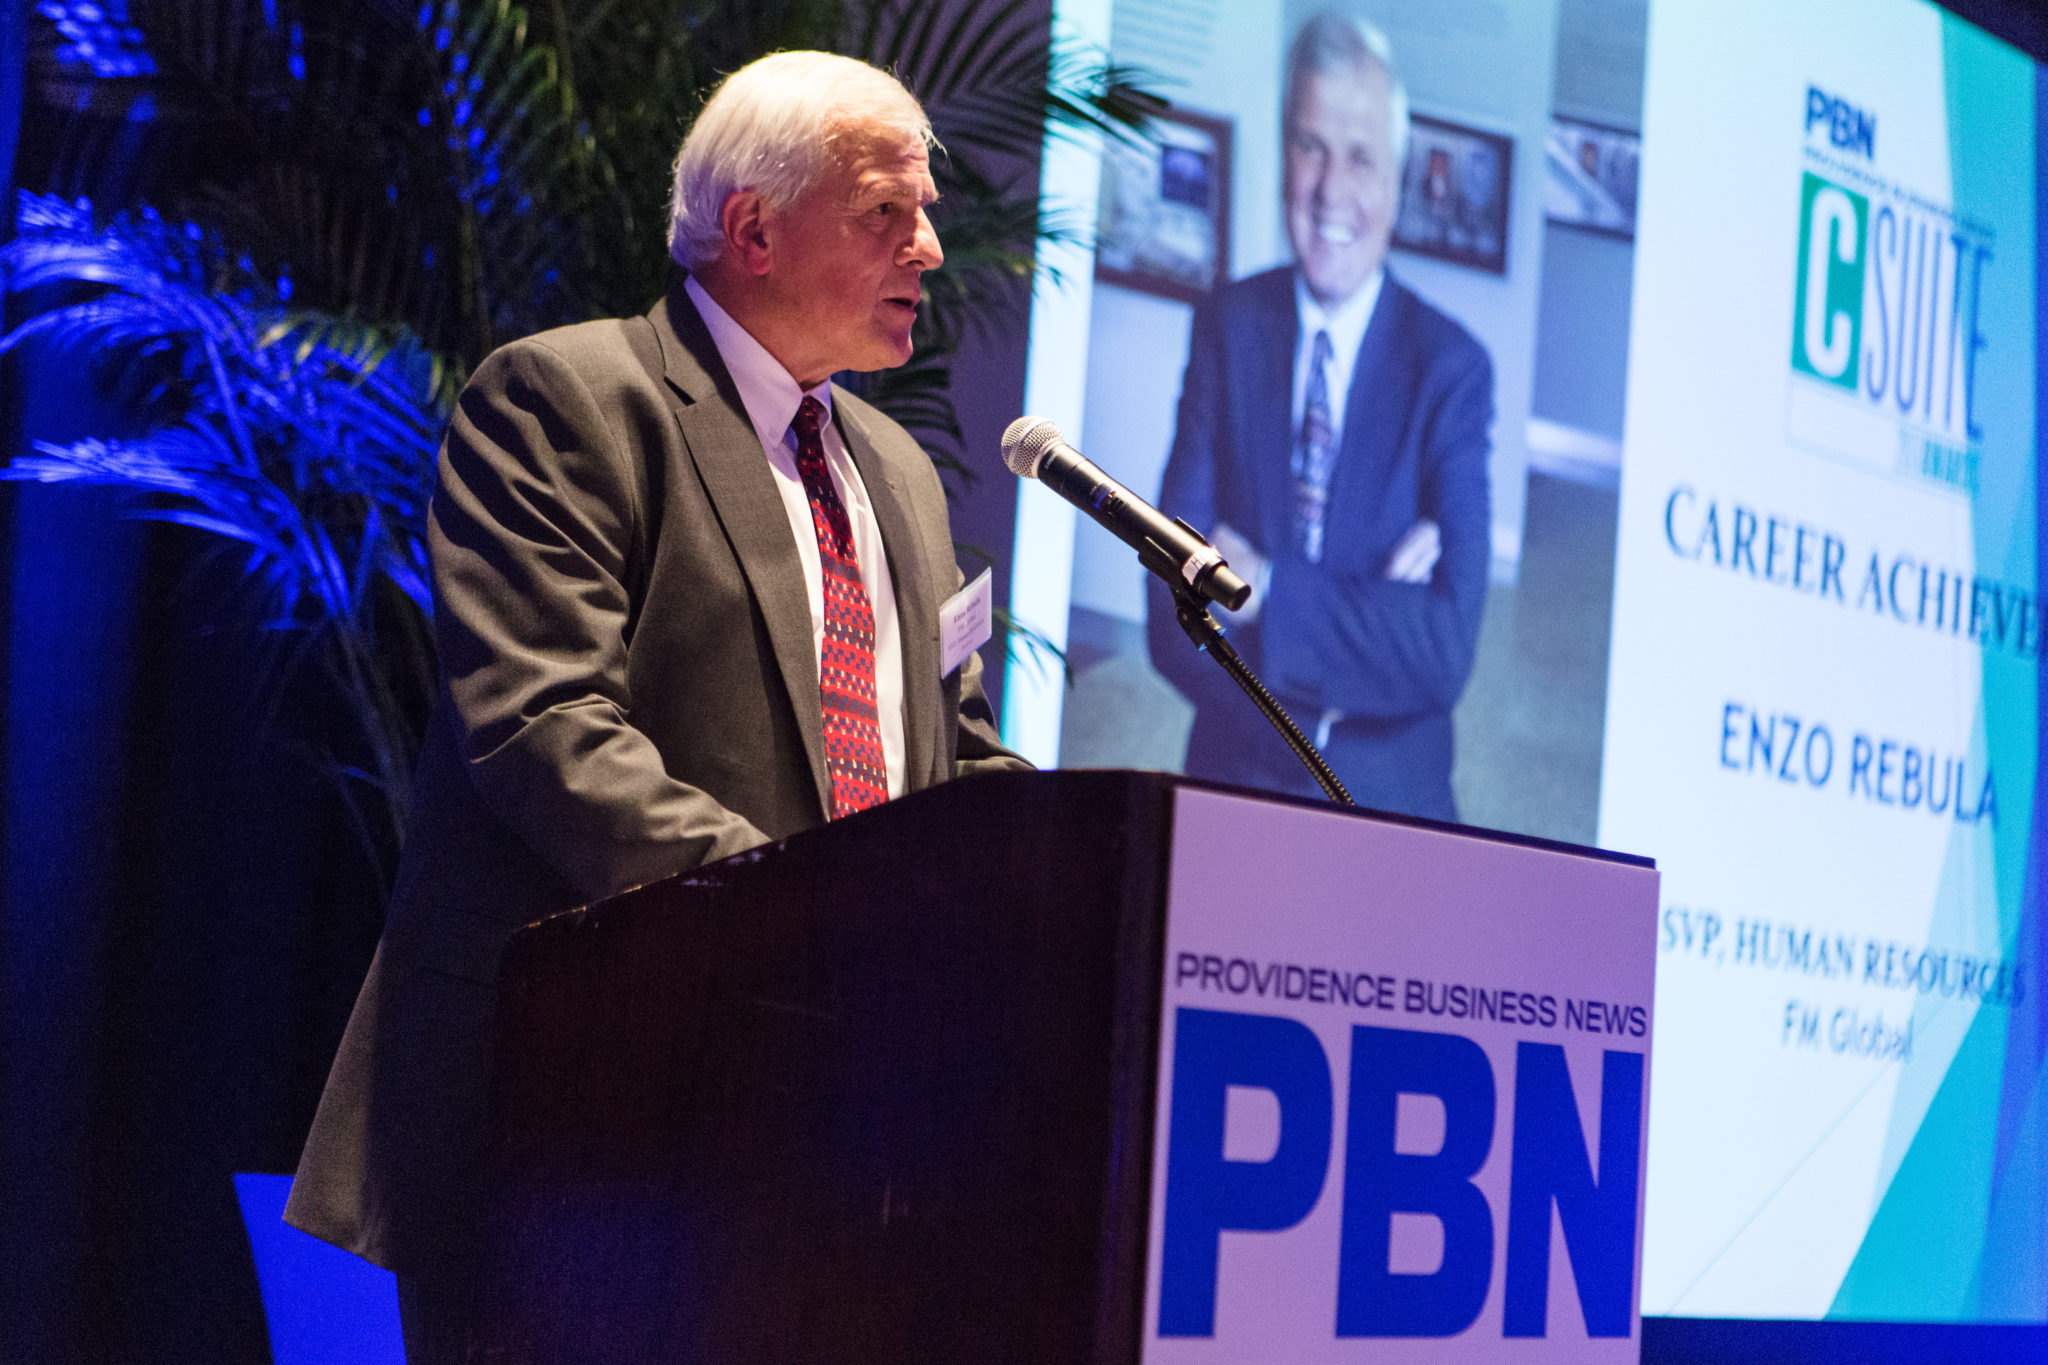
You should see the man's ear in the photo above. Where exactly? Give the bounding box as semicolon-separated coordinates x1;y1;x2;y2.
719;189;773;277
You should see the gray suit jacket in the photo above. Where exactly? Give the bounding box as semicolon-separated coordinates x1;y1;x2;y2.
285;282;1025;1272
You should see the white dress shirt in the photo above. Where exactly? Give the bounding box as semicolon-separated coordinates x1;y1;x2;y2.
685;276;907;798
1291;268;1385;442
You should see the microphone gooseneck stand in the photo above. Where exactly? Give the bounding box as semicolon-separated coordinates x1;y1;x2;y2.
1141;541;1355;807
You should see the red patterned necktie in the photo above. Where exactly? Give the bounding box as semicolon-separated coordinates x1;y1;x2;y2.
790;396;888;818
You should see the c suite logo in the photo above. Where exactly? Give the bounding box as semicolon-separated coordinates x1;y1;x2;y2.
1789;82;1994;495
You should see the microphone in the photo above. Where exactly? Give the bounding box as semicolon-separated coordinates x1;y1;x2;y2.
1002;417;1251;612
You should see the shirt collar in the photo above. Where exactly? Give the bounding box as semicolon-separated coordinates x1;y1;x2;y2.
1294;267;1384;355
684;274;835;453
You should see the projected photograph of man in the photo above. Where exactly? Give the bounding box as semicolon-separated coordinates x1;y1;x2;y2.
1053;0;1639;847
1142;13;1493;821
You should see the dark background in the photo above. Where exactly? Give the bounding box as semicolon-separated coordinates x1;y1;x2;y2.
1;1;2044;1361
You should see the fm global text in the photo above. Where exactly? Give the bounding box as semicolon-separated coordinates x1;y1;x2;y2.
1160;1008;1644;1341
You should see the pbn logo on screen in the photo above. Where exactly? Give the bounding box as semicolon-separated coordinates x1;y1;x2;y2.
1789;84;1993;494
1158;1008;1643;1340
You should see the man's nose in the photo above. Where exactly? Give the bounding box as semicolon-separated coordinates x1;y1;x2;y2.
904;207;944;272
1306;157;1337;209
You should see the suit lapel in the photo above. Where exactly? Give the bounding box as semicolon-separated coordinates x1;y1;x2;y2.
835;397;942;790
1243;270;1300;554
1332;276;1408;554
648;286;832;813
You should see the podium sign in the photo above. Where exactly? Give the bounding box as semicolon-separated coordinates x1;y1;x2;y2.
1143;787;1659;1360
478;772;1657;1363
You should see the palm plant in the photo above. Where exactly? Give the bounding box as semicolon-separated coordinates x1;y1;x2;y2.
2;193;444;862
7;0;1155;880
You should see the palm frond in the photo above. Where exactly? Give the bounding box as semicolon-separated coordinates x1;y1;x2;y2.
11;0;1167;878
859;0;1159;161
993;606;1073;684
3;191;449;855
426;0;591;350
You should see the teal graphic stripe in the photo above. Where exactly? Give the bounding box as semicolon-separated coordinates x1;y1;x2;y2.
1828;10;2044;1323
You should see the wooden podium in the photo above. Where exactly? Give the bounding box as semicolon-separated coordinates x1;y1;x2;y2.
474;770;1657;1364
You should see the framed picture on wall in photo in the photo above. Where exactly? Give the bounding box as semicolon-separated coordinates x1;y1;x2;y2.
1094;105;1233;305
1544;114;1641;239
1391;112;1514;275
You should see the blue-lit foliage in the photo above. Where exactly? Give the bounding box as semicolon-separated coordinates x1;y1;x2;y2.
8;0;1156;870
1;193;446;857
37;0;156;79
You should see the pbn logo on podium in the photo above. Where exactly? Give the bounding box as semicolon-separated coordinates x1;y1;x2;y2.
1147;1008;1646;1357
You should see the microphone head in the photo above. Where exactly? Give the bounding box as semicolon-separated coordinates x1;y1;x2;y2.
1001;416;1065;479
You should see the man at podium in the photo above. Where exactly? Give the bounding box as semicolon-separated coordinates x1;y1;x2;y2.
283;51;1026;1363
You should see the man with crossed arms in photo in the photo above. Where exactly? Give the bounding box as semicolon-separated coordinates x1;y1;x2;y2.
285;52;1026;1361
1147;13;1493;822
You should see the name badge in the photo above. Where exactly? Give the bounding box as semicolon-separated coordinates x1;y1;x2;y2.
939;567;994;677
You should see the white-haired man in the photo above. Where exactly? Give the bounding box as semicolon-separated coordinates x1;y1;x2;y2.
1147;12;1493;822
285;51;1026;1360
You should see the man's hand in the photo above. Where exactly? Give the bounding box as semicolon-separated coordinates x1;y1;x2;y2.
1212;522;1270;623
1383;519;1441;583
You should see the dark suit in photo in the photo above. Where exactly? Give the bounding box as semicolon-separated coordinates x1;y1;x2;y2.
1147;265;1493;821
